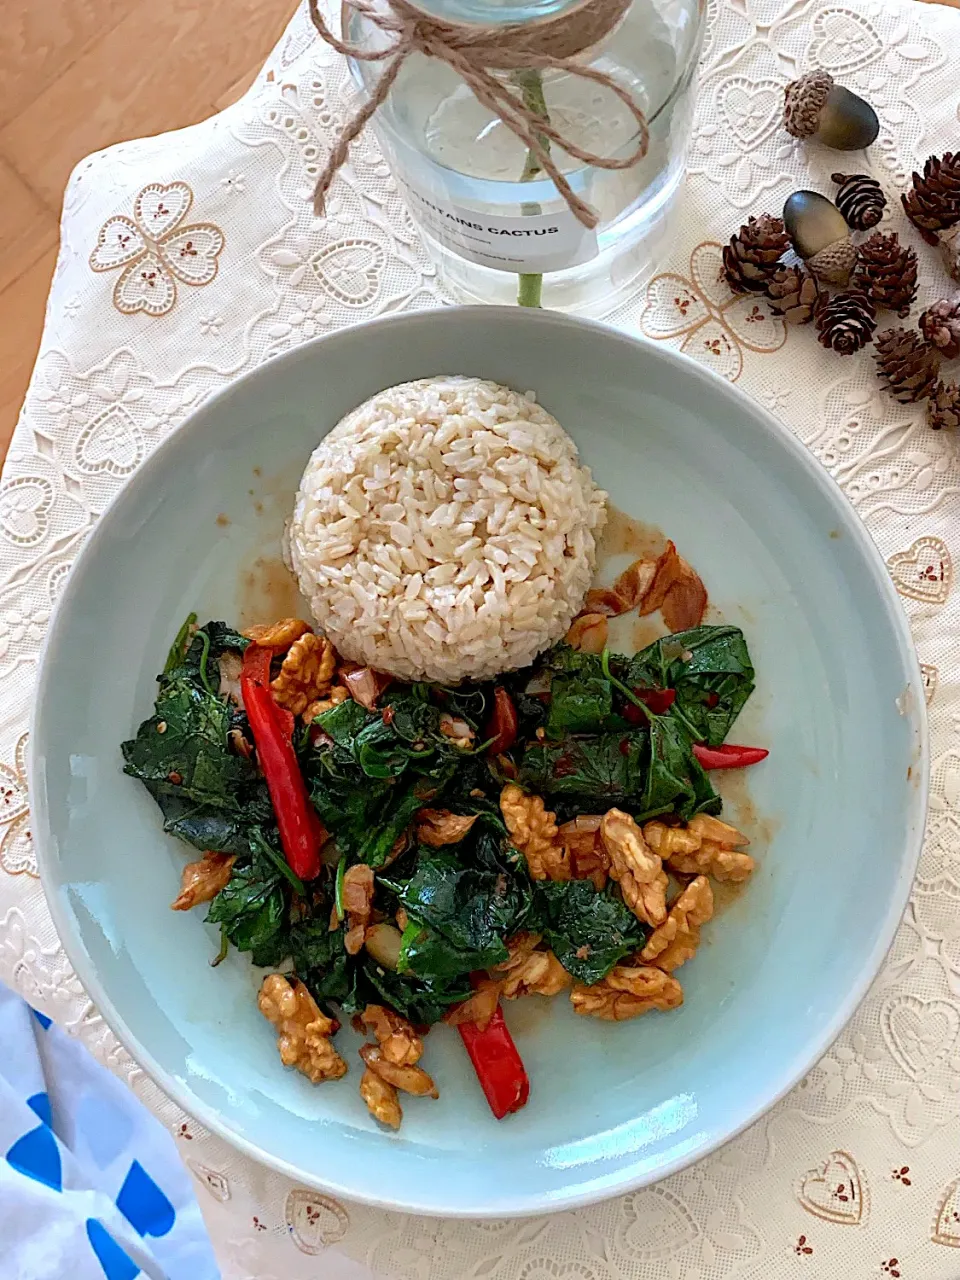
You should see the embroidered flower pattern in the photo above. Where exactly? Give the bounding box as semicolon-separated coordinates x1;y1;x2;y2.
89;182;225;317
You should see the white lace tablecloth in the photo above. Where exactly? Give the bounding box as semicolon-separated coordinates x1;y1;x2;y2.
4;1;960;1275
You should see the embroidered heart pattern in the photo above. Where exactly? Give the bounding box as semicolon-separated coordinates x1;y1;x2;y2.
641;274;711;339
284;1188;349;1253
932;1177;960;1247
310;239;385;306
717;77;785;149
158;225;225;287
887;536;952;604
912;878;960;947
187;1160;230;1203
617;1185;699;1260
797;1150;867;1225
0;477;54;546
882;994;960;1079
721;295;786;352
75;406;144;477
807;7;883;73
134;181;193;238
921;663;939;704
114;252;176;317
89;217;146;272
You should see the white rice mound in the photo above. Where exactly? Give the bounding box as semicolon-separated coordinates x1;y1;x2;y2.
287;376;607;683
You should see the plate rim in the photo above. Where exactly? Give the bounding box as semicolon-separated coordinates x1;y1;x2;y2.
29;305;929;1217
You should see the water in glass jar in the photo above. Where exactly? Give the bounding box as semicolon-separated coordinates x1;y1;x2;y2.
351;0;704;315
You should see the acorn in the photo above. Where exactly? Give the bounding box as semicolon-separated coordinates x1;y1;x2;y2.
783;71;879;151
783;190;856;285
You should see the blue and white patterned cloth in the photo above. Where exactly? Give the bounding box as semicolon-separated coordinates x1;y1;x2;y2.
0;983;219;1280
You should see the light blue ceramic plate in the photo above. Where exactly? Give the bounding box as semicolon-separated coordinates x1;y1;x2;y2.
32;308;927;1216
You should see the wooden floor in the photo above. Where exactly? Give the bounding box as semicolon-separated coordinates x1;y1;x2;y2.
0;0;299;460
0;0;956;465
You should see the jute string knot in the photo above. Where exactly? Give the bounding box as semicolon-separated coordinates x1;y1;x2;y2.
307;0;648;229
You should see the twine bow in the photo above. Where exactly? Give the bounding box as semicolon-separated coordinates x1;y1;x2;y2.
307;0;649;229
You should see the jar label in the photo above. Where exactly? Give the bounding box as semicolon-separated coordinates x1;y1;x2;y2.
398;179;599;275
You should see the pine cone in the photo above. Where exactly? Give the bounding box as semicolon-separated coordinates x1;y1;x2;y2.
874;328;942;403
831;172;886;230
851;231;918;318
928;381;960;431
902;152;960;246
765;265;820;324
783;71;834;139
941;224;960;284
815;291;876;355
722;214;789;294
919;296;960;359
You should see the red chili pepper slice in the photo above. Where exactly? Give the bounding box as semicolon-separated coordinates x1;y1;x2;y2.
693;742;769;769
485;687;518;756
241;675;321;881
242;643;273;688
457;1006;529;1119
242;644;294;737
623;687;677;723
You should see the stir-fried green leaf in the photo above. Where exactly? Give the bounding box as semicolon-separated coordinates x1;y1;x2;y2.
519;732;647;807
122;678;255;808
626;625;755;746
536;880;645;984
206;862;287;967
643;714;720;820
544;648;614;736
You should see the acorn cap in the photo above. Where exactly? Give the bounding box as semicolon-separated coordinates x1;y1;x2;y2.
783;71;834;138
808;238;857;286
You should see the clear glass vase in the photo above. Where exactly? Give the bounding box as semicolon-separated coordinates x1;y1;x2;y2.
344;0;705;316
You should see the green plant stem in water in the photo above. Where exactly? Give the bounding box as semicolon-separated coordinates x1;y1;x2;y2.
514;69;550;309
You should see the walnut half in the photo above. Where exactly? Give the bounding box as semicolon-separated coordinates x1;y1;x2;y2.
342;864;375;955
645;813;755;883
360;1067;402;1129
359;1044;439;1097
271;632;337;716
243;617;312;650
600;809;668;926
171;852;234;910
416;809;478;847
640;875;714;971
258;974;347;1083
361;1004;423;1067
501;784;570;882
570;965;683;1021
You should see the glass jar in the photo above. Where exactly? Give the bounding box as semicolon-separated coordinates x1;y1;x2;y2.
344;0;705;316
